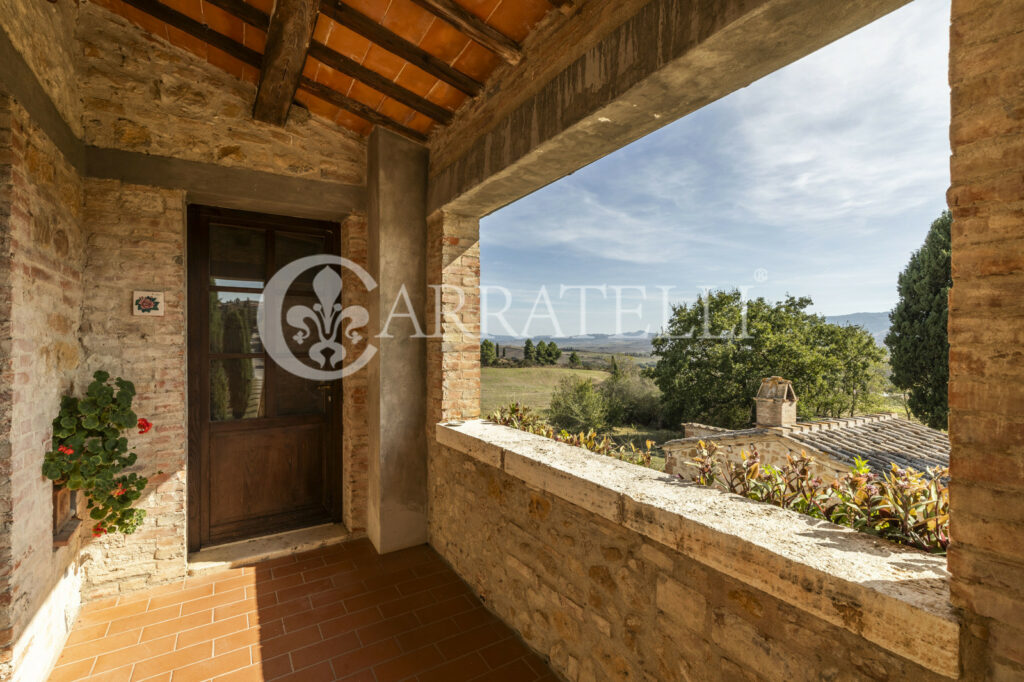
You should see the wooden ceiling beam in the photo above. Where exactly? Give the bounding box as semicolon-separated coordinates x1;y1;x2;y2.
319;0;482;97
119;0;263;68
203;0;270;30
253;0;320;125
308;41;453;124
408;0;521;64
298;77;427;143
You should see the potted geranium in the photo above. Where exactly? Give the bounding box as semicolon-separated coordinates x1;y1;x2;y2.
42;371;151;537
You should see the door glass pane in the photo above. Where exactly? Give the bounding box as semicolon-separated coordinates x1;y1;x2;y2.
276;231;330;287
273;364;325;416
211;358;265;421
210;292;263;354
210;225;265;286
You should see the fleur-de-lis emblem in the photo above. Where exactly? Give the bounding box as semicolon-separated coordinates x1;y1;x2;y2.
285;267;368;368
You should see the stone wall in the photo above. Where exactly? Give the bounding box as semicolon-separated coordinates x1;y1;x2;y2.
663;432;848;481
428;426;953;681
342;212;369;534
0;0;81;137
947;0;1024;679
0;95;86;681
76;179;189;598
78;1;365;185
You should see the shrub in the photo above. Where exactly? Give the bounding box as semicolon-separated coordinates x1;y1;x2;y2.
489;402;656;468
684;443;949;553
600;370;661;426
42;371;151;536
548;376;607;432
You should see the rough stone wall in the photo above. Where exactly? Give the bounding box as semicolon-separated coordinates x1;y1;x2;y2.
0;0;82;137
0;95;86;680
428;441;946;682
425;211;480;426
947;1;1024;679
78;1;365;185
342;212;369;534
663;432;847;481
77;179;188;598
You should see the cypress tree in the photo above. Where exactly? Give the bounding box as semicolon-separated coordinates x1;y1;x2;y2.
885;211;951;429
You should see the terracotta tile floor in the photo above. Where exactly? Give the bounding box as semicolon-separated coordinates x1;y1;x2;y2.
50;539;556;682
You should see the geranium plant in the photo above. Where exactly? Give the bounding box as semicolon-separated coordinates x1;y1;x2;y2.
42;371;150;536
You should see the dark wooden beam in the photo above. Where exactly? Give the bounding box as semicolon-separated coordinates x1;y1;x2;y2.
203;0;270;30
308;41;453;124
409;0;521;64
298;77;427;143
118;0;263;68
319;0;482;97
253;0;320;125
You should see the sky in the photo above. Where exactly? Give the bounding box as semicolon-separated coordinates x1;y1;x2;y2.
479;0;952;338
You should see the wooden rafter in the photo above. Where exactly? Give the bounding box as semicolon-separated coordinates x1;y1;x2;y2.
253;0;320;125
298;78;427;142
119;0;262;68
308;41;453;124
118;0;426;140
319;0;482;97
203;0;270;30
409;0;521;64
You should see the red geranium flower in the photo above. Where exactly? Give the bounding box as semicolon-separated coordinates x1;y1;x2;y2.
112;484;126;498
92;524;107;538
57;445;74;455
137;418;152;434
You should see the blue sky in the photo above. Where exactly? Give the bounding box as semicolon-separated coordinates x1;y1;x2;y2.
479;0;952;338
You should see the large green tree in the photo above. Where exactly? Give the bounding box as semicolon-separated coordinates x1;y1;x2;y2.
885;211;951;429
651;290;885;429
480;339;497;366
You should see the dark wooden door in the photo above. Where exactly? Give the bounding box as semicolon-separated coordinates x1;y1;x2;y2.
187;206;342;551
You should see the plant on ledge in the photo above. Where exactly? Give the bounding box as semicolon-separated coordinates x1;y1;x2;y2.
42;371;151;537
489;402;657;468
685;443;949;554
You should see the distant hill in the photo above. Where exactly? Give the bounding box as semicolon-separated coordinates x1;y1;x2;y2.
485;312;892;354
824;312;891;345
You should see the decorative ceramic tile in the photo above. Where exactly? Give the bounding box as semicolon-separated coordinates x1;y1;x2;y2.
133;291;164;316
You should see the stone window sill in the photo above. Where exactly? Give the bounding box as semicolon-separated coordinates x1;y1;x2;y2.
437;420;959;679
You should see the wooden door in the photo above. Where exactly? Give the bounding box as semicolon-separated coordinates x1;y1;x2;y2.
187;206;342;551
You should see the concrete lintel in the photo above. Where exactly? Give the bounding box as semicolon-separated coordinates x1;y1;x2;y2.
428;0;909;217
366;127;430;554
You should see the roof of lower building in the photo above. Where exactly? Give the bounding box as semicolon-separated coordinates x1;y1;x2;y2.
664;414;949;474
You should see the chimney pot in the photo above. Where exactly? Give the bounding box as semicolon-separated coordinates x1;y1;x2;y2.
755;376;797;428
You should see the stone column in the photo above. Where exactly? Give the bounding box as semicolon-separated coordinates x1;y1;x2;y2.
365;128;428;554
948;1;1024;678
425;210;480;426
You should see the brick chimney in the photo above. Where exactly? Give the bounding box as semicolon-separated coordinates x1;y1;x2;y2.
755;377;797;428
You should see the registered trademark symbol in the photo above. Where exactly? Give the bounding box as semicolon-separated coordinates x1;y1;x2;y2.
754;268;768;283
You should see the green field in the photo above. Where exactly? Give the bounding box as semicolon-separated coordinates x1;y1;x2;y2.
480;367;609;416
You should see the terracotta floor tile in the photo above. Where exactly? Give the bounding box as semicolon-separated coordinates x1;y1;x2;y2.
91;634;176;674
49;658;95;681
372;644;444;680
53;540;555;682
169;645;251;682
128;641;211;681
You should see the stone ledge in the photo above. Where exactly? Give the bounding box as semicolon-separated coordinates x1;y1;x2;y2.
437;420;959;679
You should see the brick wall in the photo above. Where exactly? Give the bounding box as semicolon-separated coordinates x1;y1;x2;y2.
425;211;480;426
78;2;365;184
428;440;948;681
0;95;87;680
77;179;189;598
342;212;369;534
948;1;1024;679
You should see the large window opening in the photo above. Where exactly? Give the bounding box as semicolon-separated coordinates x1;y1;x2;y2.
478;0;951;552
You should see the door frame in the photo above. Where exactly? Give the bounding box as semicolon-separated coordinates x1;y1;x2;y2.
186;204;344;553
